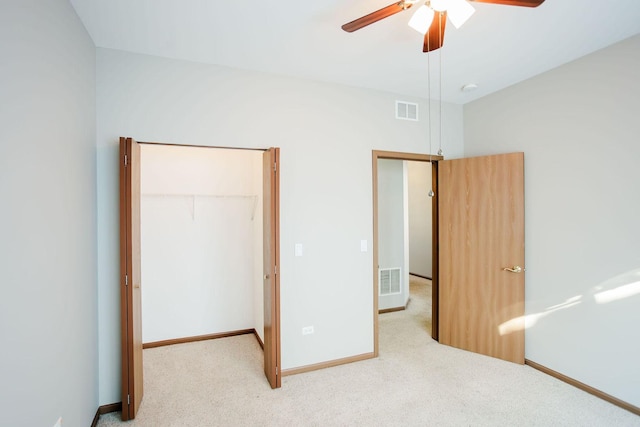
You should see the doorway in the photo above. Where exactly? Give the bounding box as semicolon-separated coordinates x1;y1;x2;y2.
140;144;265;348
372;150;443;356
119;138;281;420
377;159;433;314
373;150;526;363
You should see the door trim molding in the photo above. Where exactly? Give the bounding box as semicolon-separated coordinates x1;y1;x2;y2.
372;150;443;356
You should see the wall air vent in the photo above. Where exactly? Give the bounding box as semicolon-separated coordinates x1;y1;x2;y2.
379;268;401;295
395;101;418;121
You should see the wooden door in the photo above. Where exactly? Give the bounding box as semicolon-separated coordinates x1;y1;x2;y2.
438;152;525;364
263;148;281;388
119;137;143;419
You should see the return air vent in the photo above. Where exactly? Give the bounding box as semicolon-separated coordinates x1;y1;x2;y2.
395;101;418;121
379;268;401;295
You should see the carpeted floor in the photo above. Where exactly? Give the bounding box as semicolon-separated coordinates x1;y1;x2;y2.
97;276;639;426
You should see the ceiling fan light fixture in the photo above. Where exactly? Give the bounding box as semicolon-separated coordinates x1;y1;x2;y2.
408;5;435;35
447;0;475;28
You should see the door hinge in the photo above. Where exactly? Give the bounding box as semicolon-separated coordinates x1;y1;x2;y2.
273;162;277;172
127;394;130;405
124;154;128;166
125;275;128;286
274;265;277;275
275;366;278;375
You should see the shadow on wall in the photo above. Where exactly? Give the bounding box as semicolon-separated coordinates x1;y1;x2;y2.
499;267;640;335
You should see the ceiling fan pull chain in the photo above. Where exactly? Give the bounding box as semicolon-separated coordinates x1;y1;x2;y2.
427;32;432;161
427;36;435;198
438;20;444;158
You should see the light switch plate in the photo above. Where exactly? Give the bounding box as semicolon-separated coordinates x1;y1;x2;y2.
295;243;303;257
360;240;368;252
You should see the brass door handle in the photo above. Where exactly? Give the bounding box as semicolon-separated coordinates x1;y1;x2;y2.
264;274;270;280
503;265;525;273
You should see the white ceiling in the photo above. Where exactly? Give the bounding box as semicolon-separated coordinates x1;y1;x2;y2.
70;0;640;104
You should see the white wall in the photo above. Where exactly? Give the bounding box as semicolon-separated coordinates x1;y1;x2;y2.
252;153;265;342
407;161;432;278
96;47;464;404
377;159;409;310
402;162;410;308
0;1;97;426
140;145;263;343
464;34;640;407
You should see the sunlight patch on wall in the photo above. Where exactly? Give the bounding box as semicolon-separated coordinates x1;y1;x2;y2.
499;295;582;336
592;268;640;304
594;281;640;304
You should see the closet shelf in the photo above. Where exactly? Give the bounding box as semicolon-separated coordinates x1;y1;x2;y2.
142;193;260;220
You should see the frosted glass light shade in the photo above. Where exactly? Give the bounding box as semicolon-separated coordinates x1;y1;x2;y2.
447;0;475;28
408;5;435;35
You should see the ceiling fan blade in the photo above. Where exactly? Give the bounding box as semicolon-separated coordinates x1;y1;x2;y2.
423;11;447;53
342;1;413;33
468;0;544;7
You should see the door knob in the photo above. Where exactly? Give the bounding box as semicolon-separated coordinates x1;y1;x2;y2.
503;265;525;273
264;274;270;280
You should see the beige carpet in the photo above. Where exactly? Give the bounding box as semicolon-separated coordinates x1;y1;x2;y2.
98;276;639;426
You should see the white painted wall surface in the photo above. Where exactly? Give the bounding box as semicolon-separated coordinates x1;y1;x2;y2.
0;1;97;426
377;159;408;310
140;145;263;343
96;48;464;404
402;162;410;308
464;34;640;407
407;161;432;278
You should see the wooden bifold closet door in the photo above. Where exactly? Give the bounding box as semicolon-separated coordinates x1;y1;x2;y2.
262;147;281;388
119;137;143;420
120;141;283;421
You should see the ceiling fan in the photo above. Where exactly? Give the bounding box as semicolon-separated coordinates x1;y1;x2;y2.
342;0;545;53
